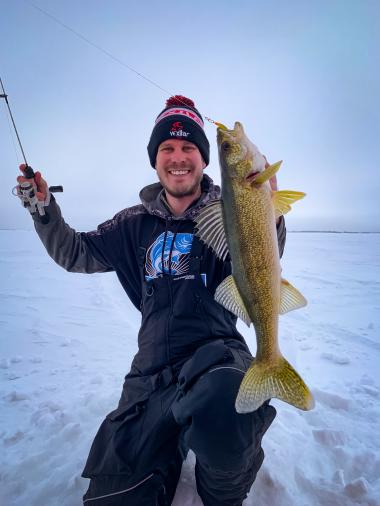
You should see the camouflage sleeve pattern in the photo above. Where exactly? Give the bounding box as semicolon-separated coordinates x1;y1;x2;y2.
32;196;114;273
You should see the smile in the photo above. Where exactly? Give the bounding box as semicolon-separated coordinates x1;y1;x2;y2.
168;170;190;176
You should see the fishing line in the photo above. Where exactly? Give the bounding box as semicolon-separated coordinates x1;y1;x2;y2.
25;0;225;126
0;77;29;166
26;1;182;102
2;102;20;165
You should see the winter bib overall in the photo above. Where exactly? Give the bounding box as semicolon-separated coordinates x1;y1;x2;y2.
82;233;276;506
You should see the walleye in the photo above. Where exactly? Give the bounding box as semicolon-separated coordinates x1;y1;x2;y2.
195;122;314;413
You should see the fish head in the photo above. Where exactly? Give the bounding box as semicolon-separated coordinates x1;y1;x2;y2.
217;122;266;183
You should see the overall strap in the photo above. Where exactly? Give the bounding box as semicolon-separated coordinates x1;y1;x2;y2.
188;234;204;275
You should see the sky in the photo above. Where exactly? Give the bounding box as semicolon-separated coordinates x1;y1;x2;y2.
0;0;379;231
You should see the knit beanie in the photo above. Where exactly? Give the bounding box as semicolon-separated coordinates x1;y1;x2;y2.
147;95;210;168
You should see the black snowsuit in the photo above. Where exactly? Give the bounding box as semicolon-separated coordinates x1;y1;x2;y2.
32;175;286;505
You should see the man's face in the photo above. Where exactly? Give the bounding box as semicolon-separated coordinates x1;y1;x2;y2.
155;139;206;198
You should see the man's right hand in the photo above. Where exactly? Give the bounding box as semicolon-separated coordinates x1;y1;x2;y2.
17;164;49;202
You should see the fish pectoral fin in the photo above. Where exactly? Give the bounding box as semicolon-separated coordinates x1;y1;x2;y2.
194;200;229;261
272;190;306;218
280;278;307;314
214;275;251;327
254;160;282;184
235;356;315;413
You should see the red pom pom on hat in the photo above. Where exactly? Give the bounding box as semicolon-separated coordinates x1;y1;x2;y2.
166;95;195;108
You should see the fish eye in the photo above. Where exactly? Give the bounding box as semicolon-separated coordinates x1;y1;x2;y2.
222;141;231;152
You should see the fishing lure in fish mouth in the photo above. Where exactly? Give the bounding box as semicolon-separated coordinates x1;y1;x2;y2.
195;120;314;413
215;121;228;130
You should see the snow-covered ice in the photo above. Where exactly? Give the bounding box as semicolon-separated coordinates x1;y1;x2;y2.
0;230;379;506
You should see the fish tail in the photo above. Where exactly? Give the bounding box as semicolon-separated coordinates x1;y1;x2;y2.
235;355;315;413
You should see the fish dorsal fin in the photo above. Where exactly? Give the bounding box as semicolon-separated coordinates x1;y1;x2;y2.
254;160;282;184
280;278;307;314
215;275;251;326
194;200;229;261
272;190;306;218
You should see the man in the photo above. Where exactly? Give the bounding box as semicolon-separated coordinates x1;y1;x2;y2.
17;96;286;506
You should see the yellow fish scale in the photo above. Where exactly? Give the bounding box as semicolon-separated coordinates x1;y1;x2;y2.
223;178;281;362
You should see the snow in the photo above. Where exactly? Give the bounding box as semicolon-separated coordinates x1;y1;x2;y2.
1;230;379;506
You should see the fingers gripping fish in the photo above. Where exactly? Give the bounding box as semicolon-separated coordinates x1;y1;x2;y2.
195;121;314;413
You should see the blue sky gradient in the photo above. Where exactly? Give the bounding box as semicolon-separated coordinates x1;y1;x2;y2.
1;0;379;230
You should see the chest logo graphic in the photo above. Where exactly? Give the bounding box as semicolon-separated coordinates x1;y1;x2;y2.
145;232;193;280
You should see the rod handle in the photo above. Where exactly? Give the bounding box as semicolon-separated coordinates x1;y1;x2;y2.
23;165;35;179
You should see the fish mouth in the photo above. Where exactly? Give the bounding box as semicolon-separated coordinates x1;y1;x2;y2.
217;129;234;146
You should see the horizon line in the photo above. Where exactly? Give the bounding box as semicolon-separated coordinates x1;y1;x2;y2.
0;228;379;234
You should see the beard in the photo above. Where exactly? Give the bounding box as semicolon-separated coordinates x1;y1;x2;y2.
158;163;203;198
163;175;203;198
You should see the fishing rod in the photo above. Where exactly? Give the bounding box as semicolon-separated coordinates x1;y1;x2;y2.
1;77;63;224
2;4;227;225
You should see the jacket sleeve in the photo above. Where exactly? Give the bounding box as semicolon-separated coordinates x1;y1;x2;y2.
276;216;286;258
31;196;118;273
